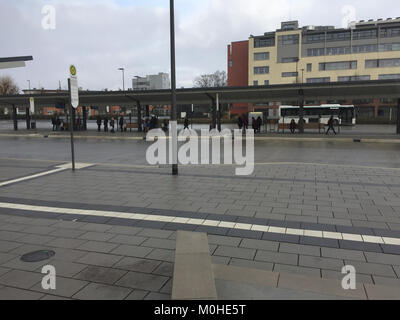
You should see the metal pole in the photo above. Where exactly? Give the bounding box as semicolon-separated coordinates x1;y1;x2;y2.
299;89;305;134
170;0;178;175
191;104;194;129
397;98;400;135
216;93;221;132
68;79;76;171
122;69;125;92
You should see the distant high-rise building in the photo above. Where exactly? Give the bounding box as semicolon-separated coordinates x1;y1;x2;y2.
132;72;170;90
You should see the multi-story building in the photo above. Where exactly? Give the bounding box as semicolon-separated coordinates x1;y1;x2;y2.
228;18;400;122
132;72;170;91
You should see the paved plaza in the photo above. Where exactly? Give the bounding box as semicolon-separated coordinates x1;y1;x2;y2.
0;135;400;299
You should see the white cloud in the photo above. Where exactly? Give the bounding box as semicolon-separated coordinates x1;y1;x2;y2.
0;0;399;91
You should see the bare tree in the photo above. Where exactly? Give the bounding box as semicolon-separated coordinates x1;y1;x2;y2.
0;76;19;95
194;70;227;88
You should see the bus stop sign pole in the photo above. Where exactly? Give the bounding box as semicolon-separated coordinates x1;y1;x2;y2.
68;65;79;171
68;78;76;171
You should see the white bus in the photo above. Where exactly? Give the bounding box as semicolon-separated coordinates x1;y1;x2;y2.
279;104;356;126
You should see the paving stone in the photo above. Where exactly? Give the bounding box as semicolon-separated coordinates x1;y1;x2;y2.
240;239;279;252
42;260;87;278
141;238;176;250
364;283;400;300
0;286;44;300
144;292;171;300
0;240;22;253
299;255;344;271
394;266;400;278
364;252;400;266
255;250;298;266
71;282;131;300
48;238;88;249
77;241;119;253
74;266;128;285
208;235;241;247
227;229;263;240
116;272;169;291
30;276;89;298
0;231;24;241
279;243;321;257
211;256;230;265
77;252;123;268
108;235;147;246
78;223;113;232
146;249;175;263
152;262;174;277
111;244;153;258
321;270;374;284
345;260;397;278
125;289;149;300
262;233;300;244
40;294;71;300
108;226;143;235
0;252;16;265
214;246;256;260
321;248;366;262
338;240;383;253
114;257;161;273
273;264;321;277
299;236;339;248
195;226;229;236
229;258;273;271
78;232;115;242
21;226;57;236
380;244;400;255
0;269;42;289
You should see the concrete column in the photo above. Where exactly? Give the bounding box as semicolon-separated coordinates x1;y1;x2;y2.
211;98;216;130
298;89;305;134
12;105;18;131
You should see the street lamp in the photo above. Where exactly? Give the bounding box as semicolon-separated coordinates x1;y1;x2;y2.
118;67;125;91
170;0;178;176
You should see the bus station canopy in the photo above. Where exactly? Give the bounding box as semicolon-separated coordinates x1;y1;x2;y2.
0;79;400;108
0;56;33;70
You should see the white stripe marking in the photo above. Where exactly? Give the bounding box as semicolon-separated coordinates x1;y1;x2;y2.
0;202;399;246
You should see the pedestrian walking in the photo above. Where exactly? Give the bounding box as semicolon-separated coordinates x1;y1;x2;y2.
56;116;61;131
110;117;115;133
51;115;56;131
237;116;243;130
104;117;109;132
326;116;337;135
257;116;263;133
290;119;296;134
184;117;189;130
119;116;124;132
97;116;102;132
252;117;257;134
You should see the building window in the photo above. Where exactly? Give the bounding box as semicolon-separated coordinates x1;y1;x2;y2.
281;57;299;63
352;29;377;40
307;63;312;72
264;80;269;86
380;27;400;38
307;77;330;83
366;58;400;68
319;61;357;71
254;37;275;48
229;60;233;67
254;52;270;60
352;44;378;54
326;31;351;42
338;75;371;82
253;81;259;86
254;66;269;74
305;33;325;43
282;72;298;77
379;43;400;52
307;48;325;56
379;74;400;80
278;34;299;45
326;46;351;55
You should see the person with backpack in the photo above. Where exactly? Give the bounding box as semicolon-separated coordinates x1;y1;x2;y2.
110;117;115;133
119;116;124;132
237;116;243;130
183;116;189;130
104;117;109;132
96;116;102;132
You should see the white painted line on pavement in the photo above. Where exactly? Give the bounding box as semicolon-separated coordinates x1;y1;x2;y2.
0;163;94;188
0;201;398;247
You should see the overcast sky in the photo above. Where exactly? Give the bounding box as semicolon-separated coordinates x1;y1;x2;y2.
1;0;399;91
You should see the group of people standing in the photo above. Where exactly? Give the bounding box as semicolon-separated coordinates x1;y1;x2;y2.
51;115;62;131
96;116;125;133
237;115;263;134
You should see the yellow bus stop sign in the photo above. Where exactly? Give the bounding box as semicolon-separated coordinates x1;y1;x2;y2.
70;65;77;77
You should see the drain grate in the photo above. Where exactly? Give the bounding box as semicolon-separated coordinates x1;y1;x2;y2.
20;250;55;263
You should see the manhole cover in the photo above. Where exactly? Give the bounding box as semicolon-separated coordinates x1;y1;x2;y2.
20;250;55;263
